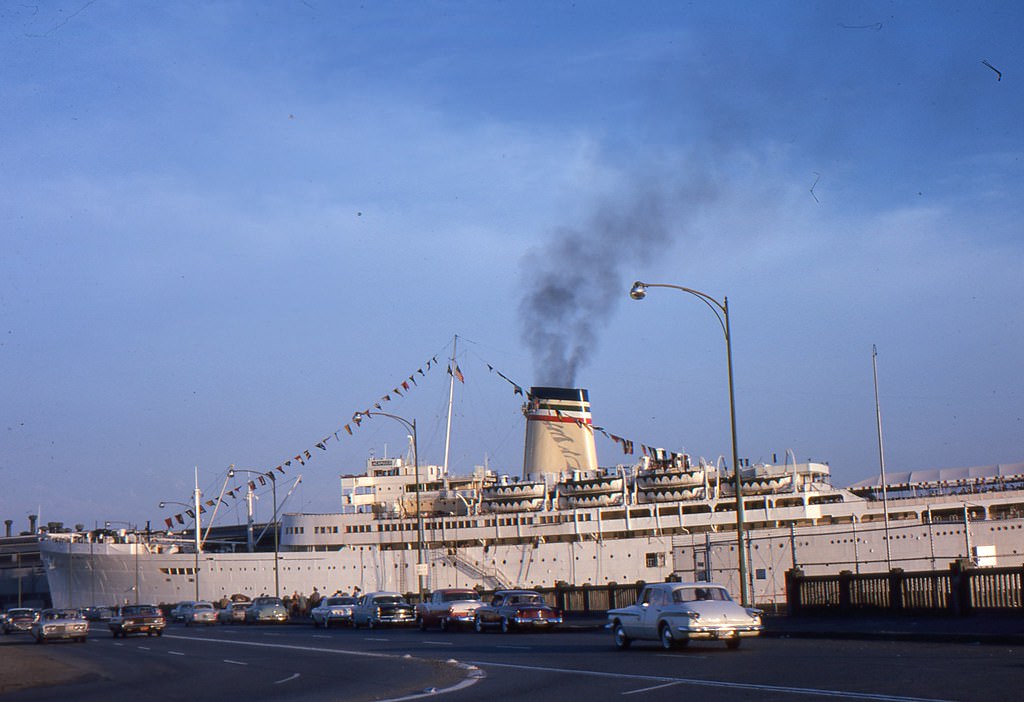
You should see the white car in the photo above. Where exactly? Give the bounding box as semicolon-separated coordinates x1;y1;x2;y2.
310;596;357;628
607;582;762;650
183;601;218;626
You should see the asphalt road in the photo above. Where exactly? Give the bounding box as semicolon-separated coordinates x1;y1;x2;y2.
3;621;1022;702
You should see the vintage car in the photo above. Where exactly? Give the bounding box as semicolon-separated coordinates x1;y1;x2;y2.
473;590;561;633
3;607;38;634
81;606;114;623
168;601;196;622
108;604;166;638
415;588;483;631
607;582;762;650
245;596;289;624
217;601;251;624
310;596;357;628
351;592;416;628
182;601;218;626
30;608;88;644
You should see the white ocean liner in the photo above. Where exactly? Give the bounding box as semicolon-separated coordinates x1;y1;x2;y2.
40;386;1024;609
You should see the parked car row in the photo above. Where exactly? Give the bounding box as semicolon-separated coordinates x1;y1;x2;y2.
1;581;760;650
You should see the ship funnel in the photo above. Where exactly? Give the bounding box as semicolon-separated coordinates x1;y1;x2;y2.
28;514;38;533
522;387;598;480
4;519;11;538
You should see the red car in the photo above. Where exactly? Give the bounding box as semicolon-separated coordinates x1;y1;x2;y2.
415;588;483;631
473;590;561;633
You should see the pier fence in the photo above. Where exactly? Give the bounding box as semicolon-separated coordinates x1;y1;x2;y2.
785;561;1024;616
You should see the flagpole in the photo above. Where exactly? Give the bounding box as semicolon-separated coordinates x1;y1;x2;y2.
442;335;457;487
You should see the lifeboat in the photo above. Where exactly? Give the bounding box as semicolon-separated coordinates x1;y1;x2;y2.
480;477;547;512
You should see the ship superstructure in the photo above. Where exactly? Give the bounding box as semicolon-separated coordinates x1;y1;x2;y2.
39;386;1024;609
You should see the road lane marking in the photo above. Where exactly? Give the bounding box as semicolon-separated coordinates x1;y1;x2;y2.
467;660;954;702
137;646;151;651
275;673;301;684
365;637;390;641
495;645;530;650
623;681;683;695
223;659;248;666
168;651;185;656
422;641;454;646
162;634;486;697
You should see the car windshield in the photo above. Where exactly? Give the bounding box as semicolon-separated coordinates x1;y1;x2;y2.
442;591;480;602
325;597;353;606
254;597;283;605
373;596;404;605
193;602;214;610
673;587;731;603
508;594;543;606
134;606;160;615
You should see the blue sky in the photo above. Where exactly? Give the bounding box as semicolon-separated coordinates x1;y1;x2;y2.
2;1;1022;531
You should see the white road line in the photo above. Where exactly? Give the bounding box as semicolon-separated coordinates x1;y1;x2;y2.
161;634;486;698
421;640;454;646
137;646;151;651
364;637;390;642
168;651;185;656
311;634;330;639
495;645;531;650
623;681;683;695
223;659;248;666
468;660;955;702
274;673;301;684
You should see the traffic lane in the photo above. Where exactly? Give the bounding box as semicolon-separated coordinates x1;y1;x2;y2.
3;626;475;702
307;626;1023;702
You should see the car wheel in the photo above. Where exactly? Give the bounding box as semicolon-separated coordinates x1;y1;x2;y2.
367;618;375;630
156;630;163;637
612;622;631;650
726;638;741;650
500;617;510;634
78;637;87;644
439;617;448;633
417;616;427;632
659;623;675;650
474;616;485;633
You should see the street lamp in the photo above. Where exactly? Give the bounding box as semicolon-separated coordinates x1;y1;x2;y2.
353;410;426;602
229;467;280;598
159;500;201;601
629;280;751;606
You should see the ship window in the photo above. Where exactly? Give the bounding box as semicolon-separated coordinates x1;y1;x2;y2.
645;553;665;568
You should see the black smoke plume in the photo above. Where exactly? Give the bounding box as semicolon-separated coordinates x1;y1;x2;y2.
518;185;681;386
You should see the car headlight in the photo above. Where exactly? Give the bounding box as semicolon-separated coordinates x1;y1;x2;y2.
683;611;701;621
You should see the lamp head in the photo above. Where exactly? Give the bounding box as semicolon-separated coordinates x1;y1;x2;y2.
629;281;647;300
158;502;166;509
228;468;235;478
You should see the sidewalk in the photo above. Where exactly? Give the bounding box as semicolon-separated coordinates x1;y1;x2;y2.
763;613;1024;645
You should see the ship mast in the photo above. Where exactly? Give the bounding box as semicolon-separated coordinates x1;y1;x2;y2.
442;335;457;486
872;345;892;568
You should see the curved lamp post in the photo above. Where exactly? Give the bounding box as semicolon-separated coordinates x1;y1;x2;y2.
159;500;201;601
629;281;750;606
229;467;280;598
353;410;426;602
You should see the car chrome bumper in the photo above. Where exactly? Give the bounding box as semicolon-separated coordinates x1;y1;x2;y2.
512;616;562;626
676;624;762;639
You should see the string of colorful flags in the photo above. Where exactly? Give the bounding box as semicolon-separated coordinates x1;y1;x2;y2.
159;349;678;527
160;351;455;528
